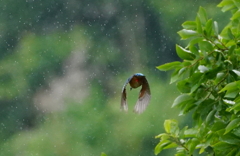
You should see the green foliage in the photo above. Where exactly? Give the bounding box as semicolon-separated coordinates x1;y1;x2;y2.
0;77;179;156
0;27;87;142
0;28;85;99
156;1;240;155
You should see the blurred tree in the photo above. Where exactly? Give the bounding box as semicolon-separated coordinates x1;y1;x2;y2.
0;79;180;156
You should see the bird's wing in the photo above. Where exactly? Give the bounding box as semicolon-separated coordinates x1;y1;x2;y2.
134;76;151;114
121;76;133;111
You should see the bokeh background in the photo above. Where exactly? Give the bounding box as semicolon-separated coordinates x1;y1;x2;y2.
0;0;229;155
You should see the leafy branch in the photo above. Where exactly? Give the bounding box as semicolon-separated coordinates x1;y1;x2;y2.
155;0;240;155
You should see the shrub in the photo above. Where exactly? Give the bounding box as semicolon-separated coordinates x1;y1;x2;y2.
155;1;240;155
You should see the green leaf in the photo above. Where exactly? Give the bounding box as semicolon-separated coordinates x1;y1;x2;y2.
101;152;108;156
187;37;204;49
175;153;187;156
182;21;197;30
189;138;199;154
225;91;238;98
169;65;190;84
184;127;198;138
227;28;235;39
234;1;240;9
219;81;239;93
225;118;240;134
155;133;169;139
230;99;240;113
162;142;178;150
172;94;194;108
199;146;205;154
205;66;222;79
188;62;199;77
177;29;198;40
226;40;236;47
198;41;214;53
170;69;181;84
228;45;236;55
226;148;238;156
196;16;203;33
234;96;240;103
176;45;196;60
154;140;177;155
217;0;233;8
220;133;240;144
211;120;226;132
154;142;163;155
190;83;201;93
156;61;182;71
178;67;187;76
233;127;240;138
182;61;192;67
179;126;188;138
206;109;216;125
213;141;232;150
205;19;213;36
214;21;219;36
218;1;235;12
231;19;240;37
164;120;171;133
197;7;208;24
214;72;225;85
231;10;240;20
236;151;240;156
177;80;191;93
193;99;215;121
181;102;196;115
164;119;178;133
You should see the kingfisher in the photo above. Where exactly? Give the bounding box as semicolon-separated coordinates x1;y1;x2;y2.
121;73;151;114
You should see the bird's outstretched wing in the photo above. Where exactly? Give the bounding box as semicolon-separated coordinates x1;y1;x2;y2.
134;76;151;114
121;76;133;112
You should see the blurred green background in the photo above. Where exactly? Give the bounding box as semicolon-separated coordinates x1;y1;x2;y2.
0;0;229;155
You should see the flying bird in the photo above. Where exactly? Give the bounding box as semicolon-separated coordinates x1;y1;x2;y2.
121;73;151;114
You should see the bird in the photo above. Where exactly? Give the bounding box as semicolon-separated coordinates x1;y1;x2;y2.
121;73;151;114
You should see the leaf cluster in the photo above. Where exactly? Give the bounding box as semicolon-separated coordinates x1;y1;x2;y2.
156;0;240;155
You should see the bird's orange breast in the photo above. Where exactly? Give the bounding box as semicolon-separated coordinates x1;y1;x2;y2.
129;76;141;88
